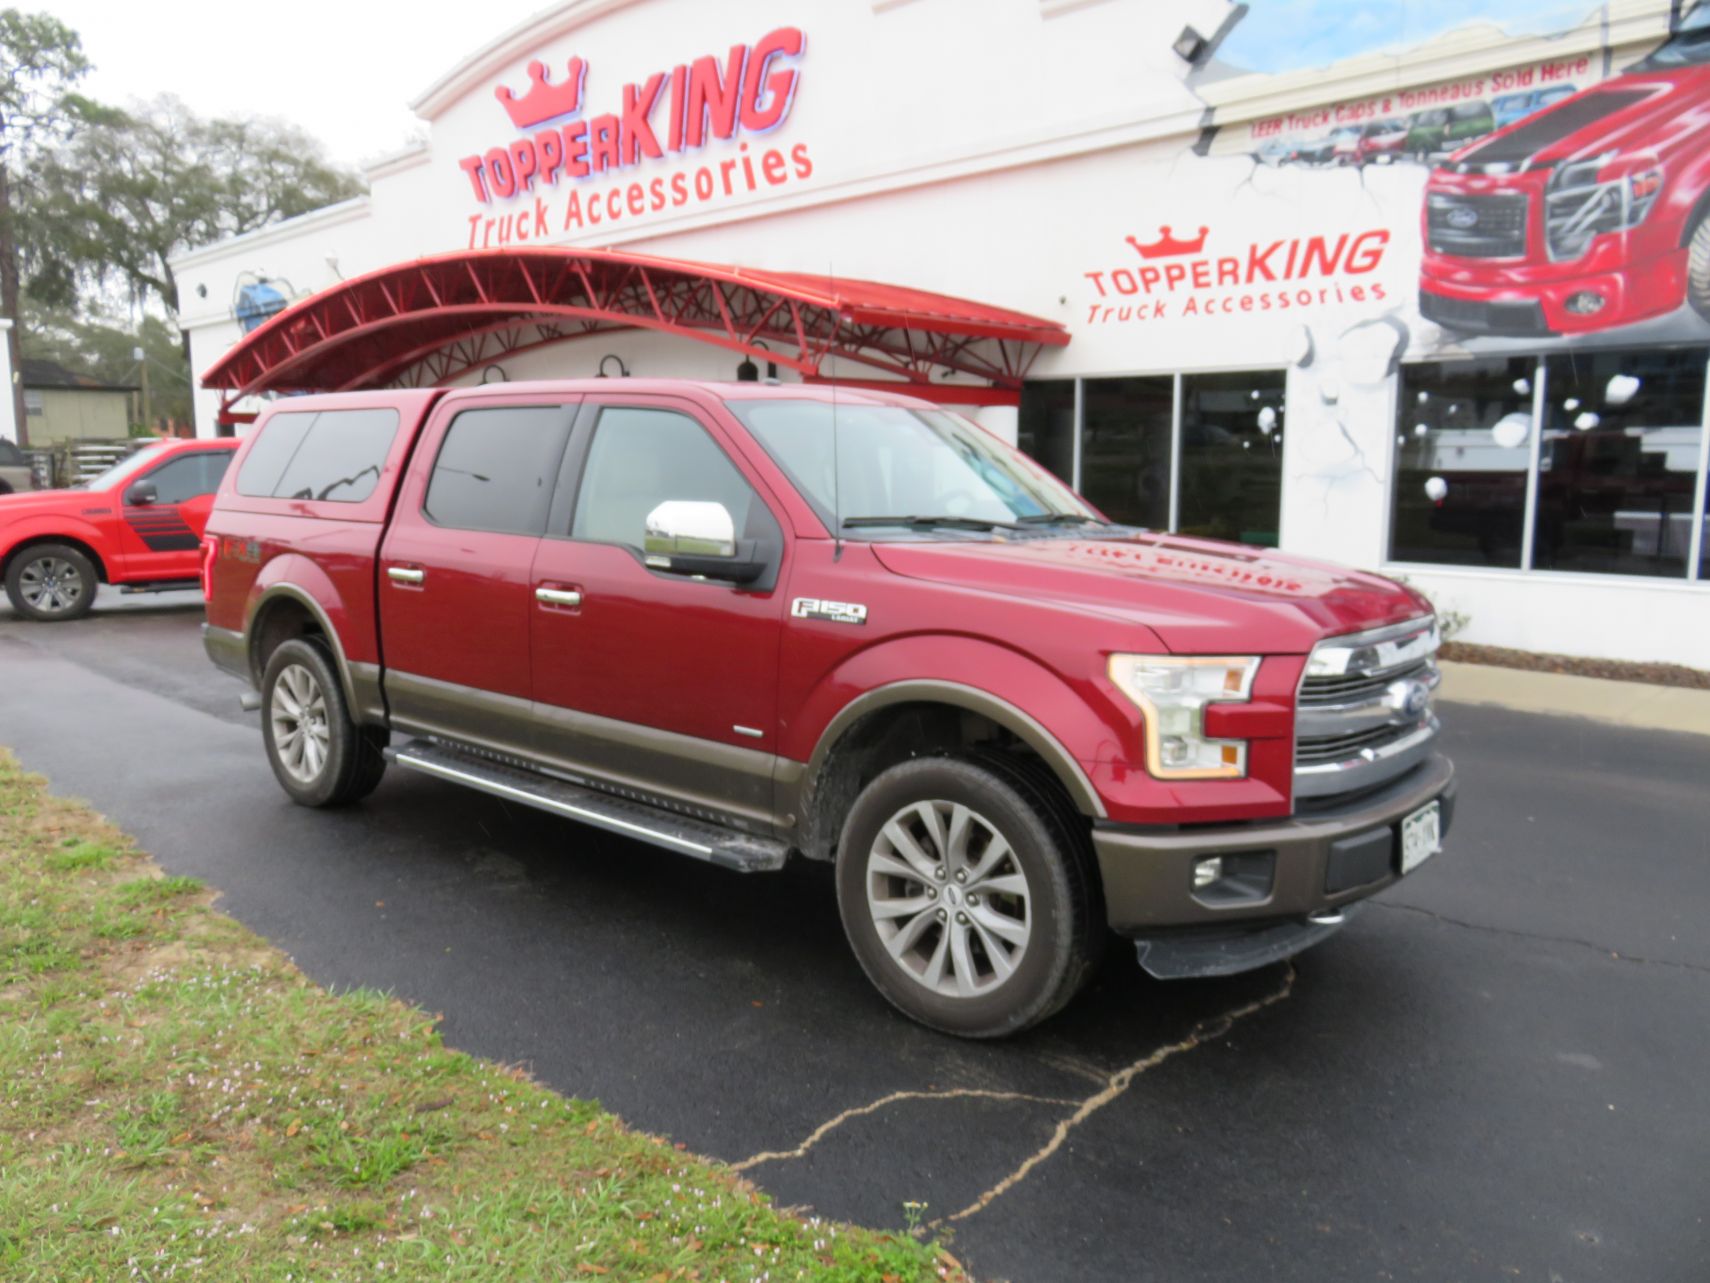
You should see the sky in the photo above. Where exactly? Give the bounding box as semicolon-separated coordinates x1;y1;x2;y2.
36;0;554;167
1217;0;1607;75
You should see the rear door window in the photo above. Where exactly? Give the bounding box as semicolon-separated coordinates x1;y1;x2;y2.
0;439;24;467
237;409;400;502
424;406;572;536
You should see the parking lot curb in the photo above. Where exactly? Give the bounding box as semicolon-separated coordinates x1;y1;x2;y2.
1438;660;1710;737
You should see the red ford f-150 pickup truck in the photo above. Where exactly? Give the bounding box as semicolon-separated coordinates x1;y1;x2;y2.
202;381;1454;1036
1421;7;1710;335
1;437;237;621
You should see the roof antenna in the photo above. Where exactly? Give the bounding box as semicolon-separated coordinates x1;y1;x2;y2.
830;259;844;563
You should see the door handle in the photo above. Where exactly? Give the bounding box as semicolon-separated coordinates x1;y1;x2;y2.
387;566;425;586
535;587;582;607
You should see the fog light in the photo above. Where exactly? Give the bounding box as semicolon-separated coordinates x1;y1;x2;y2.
1193;857;1224;889
1565;291;1607;315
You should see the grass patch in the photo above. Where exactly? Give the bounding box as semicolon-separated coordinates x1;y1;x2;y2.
0;751;961;1282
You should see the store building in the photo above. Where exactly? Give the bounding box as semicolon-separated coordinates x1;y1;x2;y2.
175;0;1710;668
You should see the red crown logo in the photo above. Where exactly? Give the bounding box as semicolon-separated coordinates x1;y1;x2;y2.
495;57;588;130
1126;226;1209;259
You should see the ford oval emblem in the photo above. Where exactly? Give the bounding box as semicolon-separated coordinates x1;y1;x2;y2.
1446;206;1480;230
1402;681;1430;718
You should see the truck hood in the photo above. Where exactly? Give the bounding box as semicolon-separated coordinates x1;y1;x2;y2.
870;532;1430;654
1450;67;1710;171
0;489;96;523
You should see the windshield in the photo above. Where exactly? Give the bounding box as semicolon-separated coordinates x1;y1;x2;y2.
727;399;1096;534
77;442;167;491
1633;5;1710;68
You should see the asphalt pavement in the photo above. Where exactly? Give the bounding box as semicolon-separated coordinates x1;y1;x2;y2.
1;591;1707;1283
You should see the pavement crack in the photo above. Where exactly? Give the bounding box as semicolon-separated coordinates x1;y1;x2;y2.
1371;901;1710;975
935;964;1297;1227
730;1088;1082;1173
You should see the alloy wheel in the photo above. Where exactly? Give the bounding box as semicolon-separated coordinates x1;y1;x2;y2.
270;663;332;784
17;556;85;616
864;799;1033;998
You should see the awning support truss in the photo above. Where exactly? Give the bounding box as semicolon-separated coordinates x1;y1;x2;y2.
202;247;1069;416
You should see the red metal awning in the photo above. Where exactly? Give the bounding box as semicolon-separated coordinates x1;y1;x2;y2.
201;247;1069;414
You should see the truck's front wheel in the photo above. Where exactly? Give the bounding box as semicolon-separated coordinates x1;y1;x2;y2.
4;544;97;621
1687;212;1710;322
835;757;1098;1038
261;638;388;807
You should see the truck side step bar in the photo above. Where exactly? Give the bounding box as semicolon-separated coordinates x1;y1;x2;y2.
386;738;790;874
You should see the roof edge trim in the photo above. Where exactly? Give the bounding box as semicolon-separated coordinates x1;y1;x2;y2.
409;0;648;121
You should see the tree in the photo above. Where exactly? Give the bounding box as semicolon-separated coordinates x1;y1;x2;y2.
29;95;363;322
0;8;87;444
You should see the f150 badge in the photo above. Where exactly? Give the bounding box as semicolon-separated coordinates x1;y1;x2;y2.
792;597;868;625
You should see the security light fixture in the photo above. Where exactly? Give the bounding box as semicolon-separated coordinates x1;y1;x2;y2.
1173;25;1208;64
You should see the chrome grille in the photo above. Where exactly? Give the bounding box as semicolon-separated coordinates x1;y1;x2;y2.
1299;657;1434;707
1426;193;1529;258
1295;617;1441;801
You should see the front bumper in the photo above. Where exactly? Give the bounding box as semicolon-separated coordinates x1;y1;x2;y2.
1094;754;1455;972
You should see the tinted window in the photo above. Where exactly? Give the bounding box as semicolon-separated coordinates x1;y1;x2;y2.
425;406;569;535
142;452;234;504
1535;349;1705;578
1081;376;1172;528
1017;381;1076;484
237;409;399;503
272;410;399;502
237;413;315;497
573;409;756;549
1389;358;1534;568
1178;370;1286;547
0;439;23;466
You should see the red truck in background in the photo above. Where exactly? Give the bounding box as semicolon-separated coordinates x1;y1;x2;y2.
201;380;1454;1037
0;438;237;621
1421;6;1710;336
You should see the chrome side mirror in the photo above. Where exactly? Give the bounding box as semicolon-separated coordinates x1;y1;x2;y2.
644;500;737;559
642;500;768;584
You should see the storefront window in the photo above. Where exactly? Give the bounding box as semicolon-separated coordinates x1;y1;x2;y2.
1080;376;1172;528
1390;358;1534;568
1017;381;1076;485
1536;350;1706;578
1178;371;1285;547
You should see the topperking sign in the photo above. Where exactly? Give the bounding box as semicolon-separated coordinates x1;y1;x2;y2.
457;25;811;247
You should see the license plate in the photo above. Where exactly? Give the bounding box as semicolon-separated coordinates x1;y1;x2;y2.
1400;801;1442;874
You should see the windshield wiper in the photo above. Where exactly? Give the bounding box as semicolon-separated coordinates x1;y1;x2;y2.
841;515;1023;532
1015;513;1111;526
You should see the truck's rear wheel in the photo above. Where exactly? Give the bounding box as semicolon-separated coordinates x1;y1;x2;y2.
835;757;1098;1038
261;638;388;807
1687;212;1710;322
5;544;97;621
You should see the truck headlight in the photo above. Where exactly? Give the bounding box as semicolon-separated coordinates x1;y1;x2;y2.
1107;655;1260;780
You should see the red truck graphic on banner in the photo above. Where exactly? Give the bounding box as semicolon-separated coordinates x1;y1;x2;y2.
1420;7;1710;336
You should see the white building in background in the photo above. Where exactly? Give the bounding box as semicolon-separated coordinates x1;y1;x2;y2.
173;0;1710;668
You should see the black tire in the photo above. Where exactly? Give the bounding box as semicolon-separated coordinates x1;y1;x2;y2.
0;480;13;495
1687;211;1710;322
4;542;98;621
260;637;388;807
835;756;1100;1038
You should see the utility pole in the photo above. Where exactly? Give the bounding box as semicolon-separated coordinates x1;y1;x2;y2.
133;345;149;434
